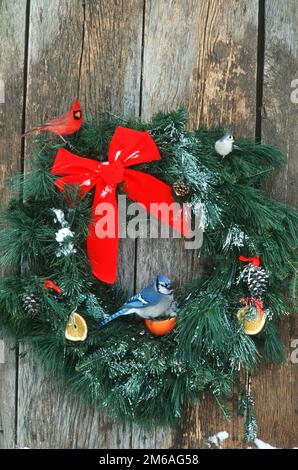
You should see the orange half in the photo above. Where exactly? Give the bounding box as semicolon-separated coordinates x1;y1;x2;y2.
145;317;176;336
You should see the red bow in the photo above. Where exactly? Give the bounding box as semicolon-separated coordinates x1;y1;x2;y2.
51;126;189;283
239;256;261;267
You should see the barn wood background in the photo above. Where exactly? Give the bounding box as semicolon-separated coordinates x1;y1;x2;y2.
0;0;297;449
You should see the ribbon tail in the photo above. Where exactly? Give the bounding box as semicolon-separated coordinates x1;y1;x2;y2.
123;169;190;237
87;183;119;284
239;255;260;267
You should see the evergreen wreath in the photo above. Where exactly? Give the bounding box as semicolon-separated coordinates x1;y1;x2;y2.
0;109;297;440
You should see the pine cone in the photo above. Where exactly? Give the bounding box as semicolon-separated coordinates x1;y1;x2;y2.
241;265;268;298
22;293;40;314
172;181;191;197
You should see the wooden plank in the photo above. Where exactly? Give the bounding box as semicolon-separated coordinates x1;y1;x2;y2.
18;0;143;449
18;351;132;449
0;0;27;449
0;338;17;449
137;0;259;448
252;0;298;449
77;0;143;291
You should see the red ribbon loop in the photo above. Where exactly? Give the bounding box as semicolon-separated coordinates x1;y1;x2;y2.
43;280;62;294
239;255;261;267
51;126;189;284
240;297;264;315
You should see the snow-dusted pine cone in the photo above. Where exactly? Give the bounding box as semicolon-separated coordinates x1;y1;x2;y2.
21;293;40;314
241;265;268;298
172;181;191;197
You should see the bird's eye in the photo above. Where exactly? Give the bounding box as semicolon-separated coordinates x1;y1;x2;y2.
229;135;233;140
73;110;82;120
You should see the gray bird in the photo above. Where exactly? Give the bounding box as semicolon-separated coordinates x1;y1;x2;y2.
98;275;174;328
215;132;241;157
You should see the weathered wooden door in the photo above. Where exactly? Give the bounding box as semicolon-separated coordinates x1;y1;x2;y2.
0;0;297;449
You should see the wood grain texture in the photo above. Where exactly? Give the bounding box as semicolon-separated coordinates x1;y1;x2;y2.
252;0;298;448
18;0;143;449
142;0;258;136
79;0;143;115
0;0;27;449
18;351;132;449
137;0;259;448
78;0;144;291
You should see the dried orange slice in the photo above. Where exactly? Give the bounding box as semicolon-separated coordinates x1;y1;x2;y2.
65;312;88;341
237;305;266;335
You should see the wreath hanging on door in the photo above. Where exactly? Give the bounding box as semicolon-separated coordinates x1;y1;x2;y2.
0;105;297;440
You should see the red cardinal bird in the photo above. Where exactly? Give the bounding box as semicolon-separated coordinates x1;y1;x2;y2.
22;99;83;140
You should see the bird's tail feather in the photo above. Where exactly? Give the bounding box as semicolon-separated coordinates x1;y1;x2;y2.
22;127;44;137
233;144;242;151
97;308;131;328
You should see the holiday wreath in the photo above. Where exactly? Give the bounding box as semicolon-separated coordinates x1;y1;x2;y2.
0;106;297;440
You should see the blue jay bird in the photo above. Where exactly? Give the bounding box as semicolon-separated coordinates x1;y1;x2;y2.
98;275;174;328
215;132;241;157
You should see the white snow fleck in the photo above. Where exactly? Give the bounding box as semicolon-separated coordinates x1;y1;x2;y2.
52;208;76;258
254;438;277;449
114;150;121;161
125;150;140;161
247;438;298;449
55;227;74;243
81;179;91;187
223;225;247;250
207;431;229;448
51;208;67;227
100;185;114;198
56;242;77;257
